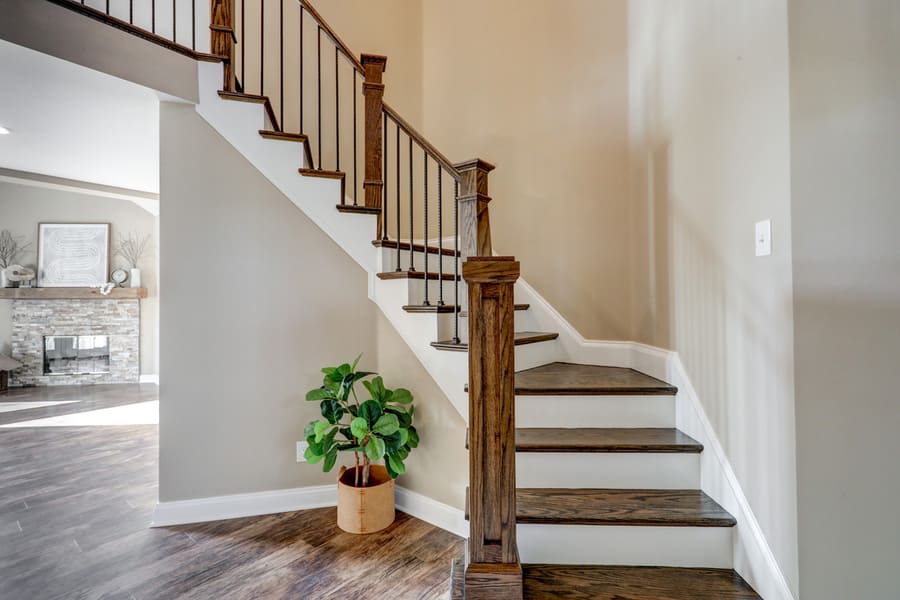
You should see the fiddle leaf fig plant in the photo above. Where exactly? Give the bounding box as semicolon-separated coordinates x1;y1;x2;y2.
304;355;418;487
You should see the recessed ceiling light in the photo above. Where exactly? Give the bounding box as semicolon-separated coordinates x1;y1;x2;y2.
0;126;10;135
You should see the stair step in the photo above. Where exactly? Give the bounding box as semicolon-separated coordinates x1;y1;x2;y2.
218;90;279;131
433;331;559;352
259;129;314;167
402;303;530;314
298;168;345;180
377;270;461;281
514;488;735;527
515;428;703;453
372;239;460;257
515;362;677;396
522;564;761;599
336;204;381;215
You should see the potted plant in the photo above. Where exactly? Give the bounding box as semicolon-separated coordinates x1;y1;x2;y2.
304;356;418;534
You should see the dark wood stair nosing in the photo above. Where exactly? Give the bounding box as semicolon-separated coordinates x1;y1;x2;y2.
377;270;462;282
298;168;345;180
465;427;704;453
403;303;530;314
432;331;559;352
336;205;381;215
372;239;460;257
218;91;280;132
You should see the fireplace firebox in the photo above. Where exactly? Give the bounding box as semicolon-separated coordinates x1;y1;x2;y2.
43;335;111;376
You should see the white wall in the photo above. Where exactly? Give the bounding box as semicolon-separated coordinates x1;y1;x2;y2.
628;1;798;594
789;2;900;598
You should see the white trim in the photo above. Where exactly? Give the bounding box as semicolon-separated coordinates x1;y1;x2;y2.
394;486;468;538
139;374;159;385
151;485;337;527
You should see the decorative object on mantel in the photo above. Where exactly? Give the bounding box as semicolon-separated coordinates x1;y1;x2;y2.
303;355;419;534
0;229;32;288
111;269;128;287
7;266;35;288
98;283;116;296
0;354;23;395
37;223;110;287
114;232;151;289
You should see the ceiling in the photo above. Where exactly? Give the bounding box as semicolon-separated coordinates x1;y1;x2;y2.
0;39;160;194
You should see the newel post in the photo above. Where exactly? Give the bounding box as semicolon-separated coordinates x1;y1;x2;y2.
210;0;236;92
455;159;496;260
362;54;388;235
463;256;523;600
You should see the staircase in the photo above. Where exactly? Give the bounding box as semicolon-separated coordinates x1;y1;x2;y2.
47;1;765;597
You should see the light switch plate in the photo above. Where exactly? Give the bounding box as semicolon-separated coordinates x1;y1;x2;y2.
755;220;772;257
296;441;308;463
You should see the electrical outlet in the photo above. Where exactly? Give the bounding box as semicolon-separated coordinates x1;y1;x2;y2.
296;441;308;463
755;219;772;257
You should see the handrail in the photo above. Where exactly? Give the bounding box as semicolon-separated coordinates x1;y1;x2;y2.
383;102;460;181
297;0;364;74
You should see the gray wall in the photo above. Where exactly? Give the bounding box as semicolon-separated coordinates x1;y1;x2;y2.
0;181;159;376
159;102;466;507
789;2;900;598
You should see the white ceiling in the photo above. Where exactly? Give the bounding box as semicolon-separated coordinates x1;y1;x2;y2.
0;39;160;194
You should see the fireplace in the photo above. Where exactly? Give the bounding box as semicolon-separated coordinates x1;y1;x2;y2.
44;335;111;376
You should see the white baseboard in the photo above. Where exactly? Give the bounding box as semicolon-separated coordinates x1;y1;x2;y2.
139;374;159;385
150;483;467;539
395;486;467;538
151;485;336;527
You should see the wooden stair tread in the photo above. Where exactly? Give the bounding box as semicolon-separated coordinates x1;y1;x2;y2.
372;239;460;257
336;205;381;215
432;331;558;352
515;428;703;453
403;303;529;314
522;565;761;599
298;168;345;179
377;270;461;281
514;362;677;396
514;488;736;527
218;91;280;131
259;130;307;142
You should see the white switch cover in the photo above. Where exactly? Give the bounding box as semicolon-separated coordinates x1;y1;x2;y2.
755;220;772;257
296;441;309;462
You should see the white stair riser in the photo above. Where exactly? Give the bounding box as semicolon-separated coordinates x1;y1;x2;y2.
380;248;459;274
435;310;537;343
516;395;676;428
517;524;733;568
516;452;700;489
405;278;461;306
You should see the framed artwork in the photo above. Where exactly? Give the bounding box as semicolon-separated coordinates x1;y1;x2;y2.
37;223;110;287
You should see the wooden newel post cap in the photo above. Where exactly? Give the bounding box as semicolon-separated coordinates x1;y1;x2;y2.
454;158;496;174
361;54;388;72
462;257;520;284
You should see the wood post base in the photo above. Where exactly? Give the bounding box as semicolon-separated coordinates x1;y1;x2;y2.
464;563;523;600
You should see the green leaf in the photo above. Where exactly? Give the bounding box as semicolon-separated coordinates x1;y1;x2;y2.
398;427;409;447
387;453;406;475
306;387;332;402
391;388;413;404
359;400;383;427
407;427;420;448
372;413;399;436
350;354;363;373
385;407;412;429
365;436;386;462
304;446;325;464
386;461;398;479
339;426;354;441
350;417;369;440
323;450;338;472
313;420;331;443
303;421;317;440
320;399;344;425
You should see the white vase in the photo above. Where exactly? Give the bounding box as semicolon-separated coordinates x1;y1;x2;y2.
0;269;7;288
129;268;142;288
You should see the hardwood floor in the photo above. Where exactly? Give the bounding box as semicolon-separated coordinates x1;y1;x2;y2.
0;385;462;600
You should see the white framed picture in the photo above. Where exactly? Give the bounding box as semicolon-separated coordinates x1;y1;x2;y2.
37;223;110;287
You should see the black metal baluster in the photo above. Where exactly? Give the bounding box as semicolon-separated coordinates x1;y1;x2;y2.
438;167;444;305
280;0;284;129
317;25;322;169
260;0;264;97
129;0;133;24
241;0;245;89
192;0;195;50
152;0;156;33
335;48;340;171
352;70;357;205
395;122;400;271
423;152;429;306
408;136;414;272
382;112;388;240
453;179;460;343
107;1;110;14
299;6;303;134
172;0;175;44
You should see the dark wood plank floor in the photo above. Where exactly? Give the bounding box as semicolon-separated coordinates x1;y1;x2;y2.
0;385;462;600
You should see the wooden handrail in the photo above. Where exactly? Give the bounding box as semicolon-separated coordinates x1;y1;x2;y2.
298;0;365;74
383;103;460;180
463;256;523;600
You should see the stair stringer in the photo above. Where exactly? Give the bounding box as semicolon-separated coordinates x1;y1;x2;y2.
194;62;564;420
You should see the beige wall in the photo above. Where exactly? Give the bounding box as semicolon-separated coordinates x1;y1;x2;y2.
628;0;798;594
158;102;464;509
0;181;159;376
422;0;632;340
789;2;900;598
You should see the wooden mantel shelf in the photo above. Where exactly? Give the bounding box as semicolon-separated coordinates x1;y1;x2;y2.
0;287;148;300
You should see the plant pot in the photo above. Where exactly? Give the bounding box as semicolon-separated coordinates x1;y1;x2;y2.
337;465;395;534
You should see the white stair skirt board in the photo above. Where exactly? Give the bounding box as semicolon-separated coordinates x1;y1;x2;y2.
139;374;159;385
517;524;733;568
516;452;700;489
516;395;676;429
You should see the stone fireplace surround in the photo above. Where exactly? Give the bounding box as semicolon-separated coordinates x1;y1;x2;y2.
10;298;140;386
